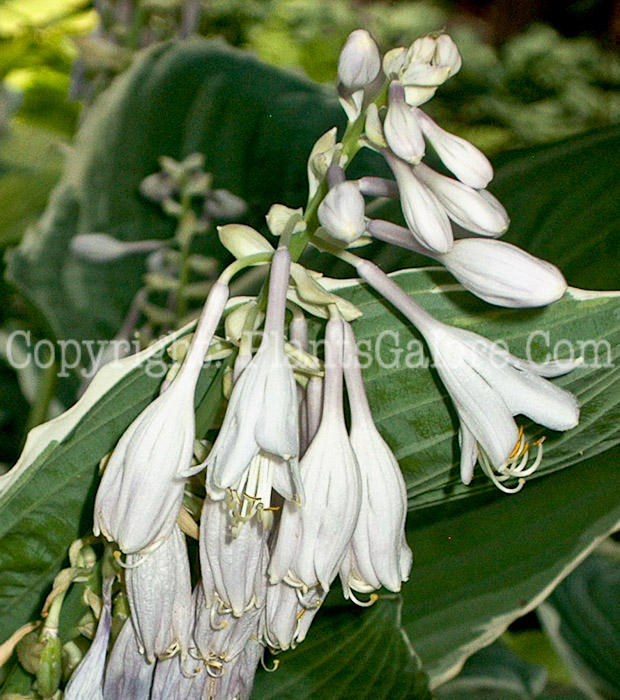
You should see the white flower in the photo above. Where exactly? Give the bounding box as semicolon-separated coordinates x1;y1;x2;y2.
356;259;580;491
317;181;366;243
94;281;229;554
204;249;300;500
125;526;192;662
340;322;412;596
269;320;362;592
103;616;155;699
207;639;263;700
440;238;567;308
384;82;425;164
193;586;263;666
64;579;113;700
338;29;381;91
416;110;493;189
199;496;268;617
385;151;453;254
384;34;462;107
263;582;325;651
414;163;509;237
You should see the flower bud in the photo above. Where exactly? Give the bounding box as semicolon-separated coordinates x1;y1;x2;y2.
317;181;366;243
36;630;62;698
440;238;567;308
217;224;273;259
338;30;381;91
70;234;164;263
384;82;425;164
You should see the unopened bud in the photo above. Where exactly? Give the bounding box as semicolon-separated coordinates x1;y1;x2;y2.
71;234;164;263
317;181;366;243
384;82;425;163
37;630;62;698
338;30;381;91
204;189;247;220
218;224;273;259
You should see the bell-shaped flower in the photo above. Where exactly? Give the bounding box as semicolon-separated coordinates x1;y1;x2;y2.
440;238;567;308
94;281;229;553
269;320;362;592
263;582;325;652
204;248;300;501
199;496;268;617
317;181;366;243
125;526;192;662
64;579;113;700
103;618;154;700
416;109;493;189
385;151;453;254
356;259;580;491
207;639;263;700
337;29;381;91
340;323;412;596
193;586;263;666
414;163;509;237
384;82;425;164
150;655;206;700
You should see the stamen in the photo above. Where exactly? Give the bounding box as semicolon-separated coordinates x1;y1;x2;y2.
261;652;280;673
348;591;379;608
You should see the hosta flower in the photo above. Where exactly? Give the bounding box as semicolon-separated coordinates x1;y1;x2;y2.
193;586;263;666
440;238;567;308
205;639;263;700
341;322;412;596
64;579;113;700
416;109;493;189
199;496;268;617
204;248;300;500
385;150;453;254
367;221;567;309
384;34;461;107
94;281;229;553
356;259;580;490
103;618;154;700
263;582;325;652
269;319;362;591
125;526;192;662
414;163;509;237
150;655;206;700
338;29;381;91
384;82;425;164
317;181;366;243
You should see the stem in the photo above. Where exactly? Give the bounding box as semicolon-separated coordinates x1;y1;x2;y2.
174;191;197;324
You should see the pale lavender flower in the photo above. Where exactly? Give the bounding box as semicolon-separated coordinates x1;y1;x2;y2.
125;526;192;662
356;259;580;491
340;322;412;596
94;281;229;553
338;29;381;91
269;320;361;591
103;619;154;700
263;582;325;651
64;578;113;700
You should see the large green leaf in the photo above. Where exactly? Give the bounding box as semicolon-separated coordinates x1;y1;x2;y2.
5;38;352;344
494;126;620;291
0;121;65;247
253;597;432;700
539;552;620;699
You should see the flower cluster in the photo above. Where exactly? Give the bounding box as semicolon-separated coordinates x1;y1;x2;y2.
58;27;582;700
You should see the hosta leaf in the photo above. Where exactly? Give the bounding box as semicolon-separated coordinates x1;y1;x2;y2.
253;597;432;700
539;552;620;699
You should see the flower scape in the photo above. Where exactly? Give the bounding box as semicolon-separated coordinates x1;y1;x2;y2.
9;29;583;700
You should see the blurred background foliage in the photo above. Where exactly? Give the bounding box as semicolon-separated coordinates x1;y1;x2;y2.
0;1;619;698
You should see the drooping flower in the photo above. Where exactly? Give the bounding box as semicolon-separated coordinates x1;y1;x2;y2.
103;618;154;700
356;259;580;490
263;581;325;652
383;81;425;164
125;526;192;662
94;281;229;554
204;248;300;501
340;322;412;597
64;578;113;700
269;319;362;592
199;496;269;617
367;220;567;309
